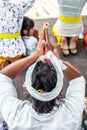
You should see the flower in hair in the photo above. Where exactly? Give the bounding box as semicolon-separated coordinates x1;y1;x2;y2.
43;22;49;30
44;58;51;64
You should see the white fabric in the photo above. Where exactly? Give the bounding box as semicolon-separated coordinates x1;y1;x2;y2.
0;111;8;130
58;0;87;16
0;73;85;130
0;0;35;57
54;0;87;37
0;0;9;1
25;51;66;101
22;36;37;55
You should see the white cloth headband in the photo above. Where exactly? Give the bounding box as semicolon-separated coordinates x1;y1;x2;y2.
25;51;66;101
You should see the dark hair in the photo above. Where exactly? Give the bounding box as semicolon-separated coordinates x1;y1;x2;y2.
31;61;57;114
21;16;34;36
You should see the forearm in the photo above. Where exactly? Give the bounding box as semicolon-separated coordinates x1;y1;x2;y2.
62;60;82;81
0;52;39;79
52;46;82;81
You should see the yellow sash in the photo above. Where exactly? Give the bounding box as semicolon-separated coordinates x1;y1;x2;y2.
59;16;82;24
52;25;62;45
0;32;20;39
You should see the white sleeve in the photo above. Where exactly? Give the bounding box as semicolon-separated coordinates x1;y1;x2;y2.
65;76;86;114
0;73;18;115
16;0;35;14
0;74;19;120
0;73;31;129
0;73;17;98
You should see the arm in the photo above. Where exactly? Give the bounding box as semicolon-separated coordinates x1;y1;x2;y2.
51;37;85;115
52;45;82;81
0;29;45;80
62;60;82;81
0;53;39;79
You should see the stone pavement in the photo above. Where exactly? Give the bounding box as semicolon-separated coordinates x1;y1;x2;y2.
14;16;87;100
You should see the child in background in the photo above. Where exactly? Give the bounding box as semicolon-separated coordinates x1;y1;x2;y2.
52;0;87;55
21;16;38;56
0;0;35;69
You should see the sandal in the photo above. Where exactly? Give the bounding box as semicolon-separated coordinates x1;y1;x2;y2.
60;37;69;55
69;37;77;54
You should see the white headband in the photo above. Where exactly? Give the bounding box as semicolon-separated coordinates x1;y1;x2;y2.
25;51;66;101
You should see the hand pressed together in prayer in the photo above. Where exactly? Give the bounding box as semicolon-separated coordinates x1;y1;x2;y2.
37;27;60;58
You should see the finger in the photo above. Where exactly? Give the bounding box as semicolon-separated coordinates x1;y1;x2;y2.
45;41;48;49
45;43;49;54
40;40;45;54
45;29;50;43
39;29;45;42
45;30;51;50
36;39;45;53
38;40;45;49
41;40;45;46
52;44;60;56
44;41;51;54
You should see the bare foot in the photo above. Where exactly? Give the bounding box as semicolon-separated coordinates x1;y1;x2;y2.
60;37;69;55
69;37;77;54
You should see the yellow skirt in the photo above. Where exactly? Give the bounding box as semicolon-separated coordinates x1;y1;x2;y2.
0;55;25;69
0;55;22;63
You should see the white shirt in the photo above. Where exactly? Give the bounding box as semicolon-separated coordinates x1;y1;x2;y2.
22;36;37;55
54;0;87;37
0;0;35;57
0;74;85;130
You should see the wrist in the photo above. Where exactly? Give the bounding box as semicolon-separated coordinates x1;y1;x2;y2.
33;51;40;59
